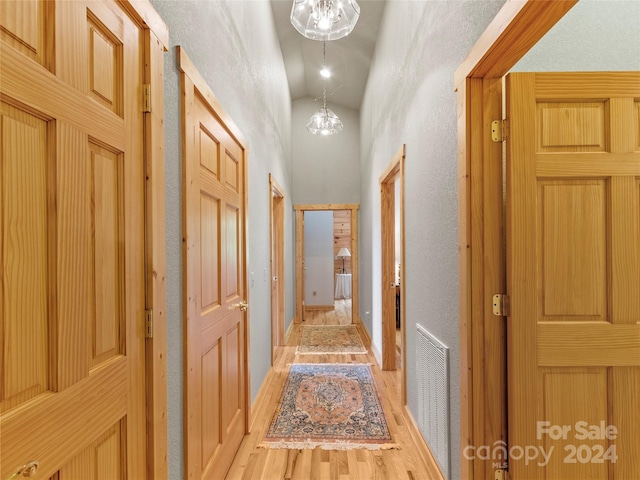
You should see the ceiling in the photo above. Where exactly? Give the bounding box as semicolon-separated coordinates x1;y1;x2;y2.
269;0;387;111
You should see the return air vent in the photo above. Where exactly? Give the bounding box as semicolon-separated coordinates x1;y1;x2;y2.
416;323;450;479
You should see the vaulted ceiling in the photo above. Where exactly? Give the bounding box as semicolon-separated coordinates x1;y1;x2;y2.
269;0;386;111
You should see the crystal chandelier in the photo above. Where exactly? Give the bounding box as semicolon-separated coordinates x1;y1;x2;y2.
306;101;343;135
290;0;360;42
307;43;343;136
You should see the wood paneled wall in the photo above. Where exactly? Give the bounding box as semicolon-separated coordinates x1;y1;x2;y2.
333;210;351;274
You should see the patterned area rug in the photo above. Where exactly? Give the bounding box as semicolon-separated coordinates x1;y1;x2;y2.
296;325;367;355
259;364;398;450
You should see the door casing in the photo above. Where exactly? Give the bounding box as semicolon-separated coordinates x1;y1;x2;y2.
455;2;579;479
270;174;286;362
294;204;360;324
379;146;406;392
134;5;169;479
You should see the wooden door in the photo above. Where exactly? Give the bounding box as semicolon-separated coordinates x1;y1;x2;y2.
506;72;640;479
298;210;306;322
270;176;285;357
0;1;146;479
181;49;248;480
380;146;405;373
381;174;398;371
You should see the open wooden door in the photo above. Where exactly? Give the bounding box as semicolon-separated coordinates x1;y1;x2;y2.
380;146;405;374
270;175;285;360
506;72;640;479
0;1;147;479
180;48;249;479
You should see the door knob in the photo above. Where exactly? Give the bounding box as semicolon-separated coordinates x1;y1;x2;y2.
232;301;248;311
6;461;39;480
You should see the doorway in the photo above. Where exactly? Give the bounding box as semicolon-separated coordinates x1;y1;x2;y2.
270;174;286;362
180;47;250;479
456;2;640;478
380;146;406;394
302;210;352;324
294;204;360;324
0;2;168;478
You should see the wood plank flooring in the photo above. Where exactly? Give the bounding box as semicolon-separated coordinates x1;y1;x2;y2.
226;302;433;479
304;299;352;325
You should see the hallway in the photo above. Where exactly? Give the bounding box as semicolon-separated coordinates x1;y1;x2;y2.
226;309;435;479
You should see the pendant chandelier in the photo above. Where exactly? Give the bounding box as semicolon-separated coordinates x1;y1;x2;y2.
306;99;343;135
307;43;343;136
290;0;360;42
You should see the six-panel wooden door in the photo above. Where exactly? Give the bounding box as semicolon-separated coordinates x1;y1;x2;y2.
0;1;147;479
506;72;640;479
181;49;248;480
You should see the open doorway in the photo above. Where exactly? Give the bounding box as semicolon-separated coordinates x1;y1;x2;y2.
269;174;285;363
456;2;640;479
294;204;360;324
302;210;352;324
380;146;406;394
332;210;353;324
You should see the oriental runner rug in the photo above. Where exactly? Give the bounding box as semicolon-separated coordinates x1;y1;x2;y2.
259;363;398;450
296;325;367;355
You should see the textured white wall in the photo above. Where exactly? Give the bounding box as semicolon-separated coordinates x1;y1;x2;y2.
358;2;506;479
292;97;360;204
304;211;335;305
359;1;639;479
148;1;293;478
513;0;640;72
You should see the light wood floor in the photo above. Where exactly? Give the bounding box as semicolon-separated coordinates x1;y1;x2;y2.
303;298;352;325
396;328;403;370
225;304;434;479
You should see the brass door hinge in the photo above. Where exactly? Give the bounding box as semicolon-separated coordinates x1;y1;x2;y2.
495;469;510;480
492;294;511;317
145;309;153;338
143;84;151;113
491;119;509;142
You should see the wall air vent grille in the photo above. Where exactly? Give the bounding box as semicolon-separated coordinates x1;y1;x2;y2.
416;323;450;479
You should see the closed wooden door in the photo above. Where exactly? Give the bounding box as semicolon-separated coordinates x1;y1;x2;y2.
1;1;146;479
181;49;248;480
506;72;640;479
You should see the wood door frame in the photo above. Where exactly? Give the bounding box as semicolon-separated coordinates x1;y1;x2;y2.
455;2;578;479
294;204;360;324
117;2;169;478
379;146;405;377
269;174;286;363
179;46;251;477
